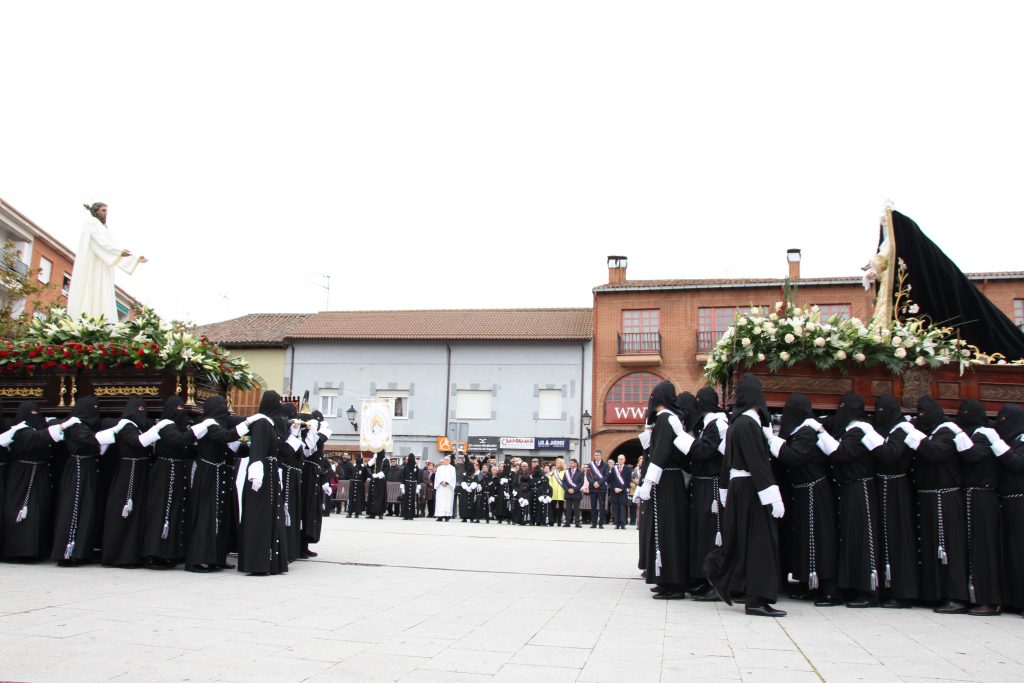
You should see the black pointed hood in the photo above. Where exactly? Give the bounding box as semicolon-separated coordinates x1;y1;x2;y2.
161;396;189;430
956;399;987;433
202;396;231;428
872;394;903;435
16;400;48;430
70;396;102;430
649;380;679;419
780;394;813;437
731;373;768;424
913;396;946;433
676;392;699;432
830;393;866;438
120;396;151;430
995;404;1024;442
695;387;721;414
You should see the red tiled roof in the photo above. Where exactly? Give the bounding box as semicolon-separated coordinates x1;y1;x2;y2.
286;308;593;341
594;272;1024;292
194;313;312;347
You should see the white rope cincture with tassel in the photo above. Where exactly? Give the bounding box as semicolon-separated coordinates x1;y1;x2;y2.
966;488;976;603
16;462;39;524
652;485;662;577
863;480;879;592
122;460;138;518
65;457;83;560
161;460;176;540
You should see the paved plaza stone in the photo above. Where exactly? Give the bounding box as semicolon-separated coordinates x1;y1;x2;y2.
1;516;1023;682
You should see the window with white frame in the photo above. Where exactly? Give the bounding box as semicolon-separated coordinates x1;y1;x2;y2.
1015;299;1024;331
318;388;338;417
539;389;562;420
61;273;71;297
814;303;852;320
456;390;492;420
376;389;410;419
37;257;52;284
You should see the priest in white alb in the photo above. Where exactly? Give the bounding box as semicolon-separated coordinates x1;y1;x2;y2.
67;203;146;324
433;455;457;522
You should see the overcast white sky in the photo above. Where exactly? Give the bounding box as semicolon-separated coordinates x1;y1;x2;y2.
2;2;1021;324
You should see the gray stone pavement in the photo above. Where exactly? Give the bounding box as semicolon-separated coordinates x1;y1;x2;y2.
1;515;1023;682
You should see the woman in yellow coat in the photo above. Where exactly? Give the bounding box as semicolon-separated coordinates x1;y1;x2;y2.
548;458;566;527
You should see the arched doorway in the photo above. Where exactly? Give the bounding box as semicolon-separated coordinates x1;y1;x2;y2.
611;438;644;466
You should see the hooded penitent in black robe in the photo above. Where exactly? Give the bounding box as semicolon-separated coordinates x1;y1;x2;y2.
912;397;968;603
400;455;419;519
142;396;196;565
871;394;919;603
348;459;368;517
994;405;1024;610
637;392;657;574
277;403;303;562
772;394;838;599
679;389;727;591
495;460;514;523
531;468;552;526
2;402;62;559
51;396;105;563
474;468;492;523
820;393;882;601
367;452;389;519
103;397;160;566
706;374;782;605
956;399;1002;608
640;380;689;591
238;390;288;575
513;467;530;525
186;397;241;570
300;411;329;548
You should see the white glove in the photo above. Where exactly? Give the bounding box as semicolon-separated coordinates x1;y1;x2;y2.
638;428;652;450
488;496;495;504
817;431;840;455
954;431;974;452
190;418;218;440
975;427;999;443
633;480;653;502
114;418;133;433
322;483;333;495
504;492;510;499
367;455;377;468
154;419;174;431
904;428;926;450
138;423;164;448
374;472;385;480
61;416;81;430
290;423;302;437
768;435;785;458
235;421;251;437
519;498;529;507
499;477;508;485
248;460;265;492
799;418;823;433
771;500;785;518
763;425;775;440
461;482;470;491
891;421;913;435
400;484;406;494
416;485;421;493
860;426;884;451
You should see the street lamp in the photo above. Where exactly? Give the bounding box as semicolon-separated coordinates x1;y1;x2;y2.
346;405;358;432
581;410;592;441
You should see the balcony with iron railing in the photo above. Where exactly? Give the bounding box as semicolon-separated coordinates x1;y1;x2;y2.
616;332;662;366
696;330;720;354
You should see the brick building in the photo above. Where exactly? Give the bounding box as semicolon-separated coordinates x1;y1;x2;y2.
590;254;1024;464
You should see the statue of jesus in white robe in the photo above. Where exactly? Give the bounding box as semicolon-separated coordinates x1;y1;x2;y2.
66;203;145;325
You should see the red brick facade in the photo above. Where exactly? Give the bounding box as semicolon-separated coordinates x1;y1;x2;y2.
26;238;75;315
590;263;1024;463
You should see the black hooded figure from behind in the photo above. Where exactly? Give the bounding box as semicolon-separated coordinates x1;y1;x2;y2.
2;401;64;560
400;454;420;520
51;396;106;563
956;399;1002;615
912;396;970;612
705;374;786;617
814;392;884;607
142;396;198;567
632;380;690;600
103;396;164;567
300;410;330;557
238;390;289;575
993;404;1024;611
767;393;840;605
186;396;242;572
277;402;303;562
870;394;921;607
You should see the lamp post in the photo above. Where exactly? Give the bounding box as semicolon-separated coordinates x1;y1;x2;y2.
346;405;358;432
581;409;592;463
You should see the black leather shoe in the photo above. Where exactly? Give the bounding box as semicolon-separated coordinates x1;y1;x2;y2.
575;524;582;528
880;598;911;609
746;604;787;617
650;586;669;593
304;549;318;558
934;600;969;614
653;591;687;600
969;605;999;617
691;589;720;602
590;524;597;528
185;565;211;573
814;596;844;607
846;599;875;608
788;590;816;601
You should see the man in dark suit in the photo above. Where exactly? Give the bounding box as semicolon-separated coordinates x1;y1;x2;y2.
608;454;632;529
587;450;610;528
562;459;584;528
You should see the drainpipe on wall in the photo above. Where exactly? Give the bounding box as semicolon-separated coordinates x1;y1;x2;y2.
580;342;586;464
443;343;452;436
287;343;295;395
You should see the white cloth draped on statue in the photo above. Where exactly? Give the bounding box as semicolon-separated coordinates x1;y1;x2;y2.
433;463;457;517
66;216;142;324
